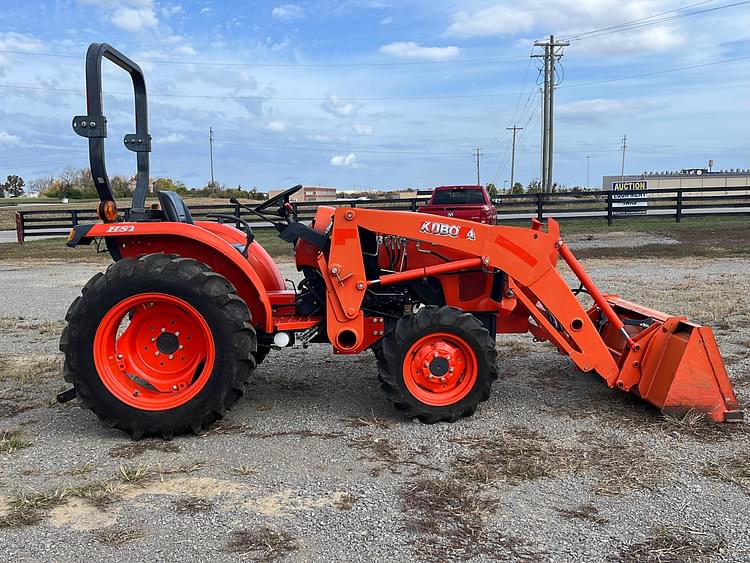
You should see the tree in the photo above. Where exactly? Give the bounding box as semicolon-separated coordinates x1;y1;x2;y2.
152;177;188;195
2;175;25;197
526;179;542;193
510;182;524;194
486;183;498;198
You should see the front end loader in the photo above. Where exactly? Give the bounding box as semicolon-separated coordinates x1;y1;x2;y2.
60;44;743;438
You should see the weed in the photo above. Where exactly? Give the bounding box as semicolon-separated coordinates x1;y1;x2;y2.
0;355;61;384
348;434;438;475
230;464;259;477
0;430;31;453
0;489;68;528
118;463;152;486
612;526;727;562
224;526;300;561
93;525;146;546
66;480;119;509
702;453;750;495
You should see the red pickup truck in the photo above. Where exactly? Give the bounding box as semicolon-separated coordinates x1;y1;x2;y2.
417;185;497;224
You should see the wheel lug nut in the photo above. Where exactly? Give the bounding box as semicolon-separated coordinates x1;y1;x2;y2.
178;345;184;350
171;385;178;391
168;354;174;360
150;337;156;342
175;332;180;337
161;328;166;333
133;390;139;397
155;351;160;357
116;354;123;359
449;367;454;373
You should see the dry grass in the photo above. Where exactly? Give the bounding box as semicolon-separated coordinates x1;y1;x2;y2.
401;478;536;561
344;416;394;429
557;504;609;526
109;440;180;459
172;495;214;514
334;492;358;510
0;488;69;528
0;430;32;453
224;526;300;561
93;525;146;546
348;434;438;475
612;526;727;562
0;355;62;384
702;453;750;495
451;426;669;496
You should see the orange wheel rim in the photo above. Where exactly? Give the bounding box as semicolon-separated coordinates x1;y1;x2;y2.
402;332;478;407
93;293;215;411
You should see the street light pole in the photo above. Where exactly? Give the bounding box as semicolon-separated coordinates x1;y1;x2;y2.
586;155;590;188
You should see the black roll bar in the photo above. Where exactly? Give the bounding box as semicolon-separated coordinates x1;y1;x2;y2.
72;43;151;212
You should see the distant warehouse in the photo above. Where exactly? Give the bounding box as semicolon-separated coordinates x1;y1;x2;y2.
268;185;337;202
603;168;750;191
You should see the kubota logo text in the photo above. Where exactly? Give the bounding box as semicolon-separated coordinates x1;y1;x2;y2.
420;221;460;238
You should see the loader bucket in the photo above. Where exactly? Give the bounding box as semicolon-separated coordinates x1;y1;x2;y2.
596;298;743;423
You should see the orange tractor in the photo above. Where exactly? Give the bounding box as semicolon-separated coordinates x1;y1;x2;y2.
59;44;743;438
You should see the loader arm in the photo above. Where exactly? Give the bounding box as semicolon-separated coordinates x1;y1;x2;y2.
321;208;742;422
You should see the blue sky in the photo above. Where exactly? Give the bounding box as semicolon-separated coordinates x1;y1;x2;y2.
0;0;748;192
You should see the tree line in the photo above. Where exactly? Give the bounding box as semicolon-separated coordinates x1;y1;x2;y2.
4;168;266;200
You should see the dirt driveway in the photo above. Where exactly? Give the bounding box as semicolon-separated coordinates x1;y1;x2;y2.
0;254;748;562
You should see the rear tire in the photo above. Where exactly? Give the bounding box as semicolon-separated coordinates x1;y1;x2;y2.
377;306;497;423
60;254;257;439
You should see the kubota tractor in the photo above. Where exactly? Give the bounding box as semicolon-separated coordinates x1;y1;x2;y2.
59;44;743;438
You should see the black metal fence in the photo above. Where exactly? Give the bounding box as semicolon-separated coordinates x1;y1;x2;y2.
13;185;750;243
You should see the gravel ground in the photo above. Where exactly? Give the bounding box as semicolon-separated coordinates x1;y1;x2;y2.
0;241;748;562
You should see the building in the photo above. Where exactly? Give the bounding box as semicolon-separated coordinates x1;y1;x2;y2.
268;185;337;202
603;168;750;191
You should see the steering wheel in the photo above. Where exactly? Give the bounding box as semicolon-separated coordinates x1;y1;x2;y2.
255;184;303;219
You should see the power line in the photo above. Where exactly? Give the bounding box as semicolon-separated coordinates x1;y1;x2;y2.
0;49;527;68
562;0;750;41
474;148;483;185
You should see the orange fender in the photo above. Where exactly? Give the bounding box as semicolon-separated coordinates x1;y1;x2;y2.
69;222;276;333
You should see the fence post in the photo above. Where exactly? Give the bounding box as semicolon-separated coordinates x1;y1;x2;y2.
606;191;613;226
234;202;242;229
410;198;417;212
536;193;543;221
124;208;131;221
15;211;24;244
71;209;79;227
676;190;683;223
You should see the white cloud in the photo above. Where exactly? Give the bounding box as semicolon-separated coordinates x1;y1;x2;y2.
447;5;534;37
111;6;158;32
266;120;287;132
160;132;186;143
381;16;393;25
200;6;210;13
380;41;461;61
353;124;372;135
0;131;20;145
322;95;357;118
173;45;196;56
272;4;303;20
330;153;357;167
161;4;183;16
558;99;662;123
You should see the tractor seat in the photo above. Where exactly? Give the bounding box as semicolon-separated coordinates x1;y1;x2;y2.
158;191;194;224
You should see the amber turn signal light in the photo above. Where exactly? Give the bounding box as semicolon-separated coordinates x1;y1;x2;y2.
97;200;118;222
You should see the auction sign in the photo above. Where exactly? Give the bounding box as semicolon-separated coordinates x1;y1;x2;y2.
611;180;648;215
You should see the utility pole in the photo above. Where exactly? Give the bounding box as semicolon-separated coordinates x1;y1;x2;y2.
209;126;215;192
533;35;569;192
507;125;522;191
473;148;483;186
620;134;627;181
586;155;591;188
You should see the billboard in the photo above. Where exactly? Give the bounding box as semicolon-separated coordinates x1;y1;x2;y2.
611;180;648;215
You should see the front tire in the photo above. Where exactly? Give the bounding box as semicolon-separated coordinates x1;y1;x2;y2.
377;306;497;423
60;254;257;439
